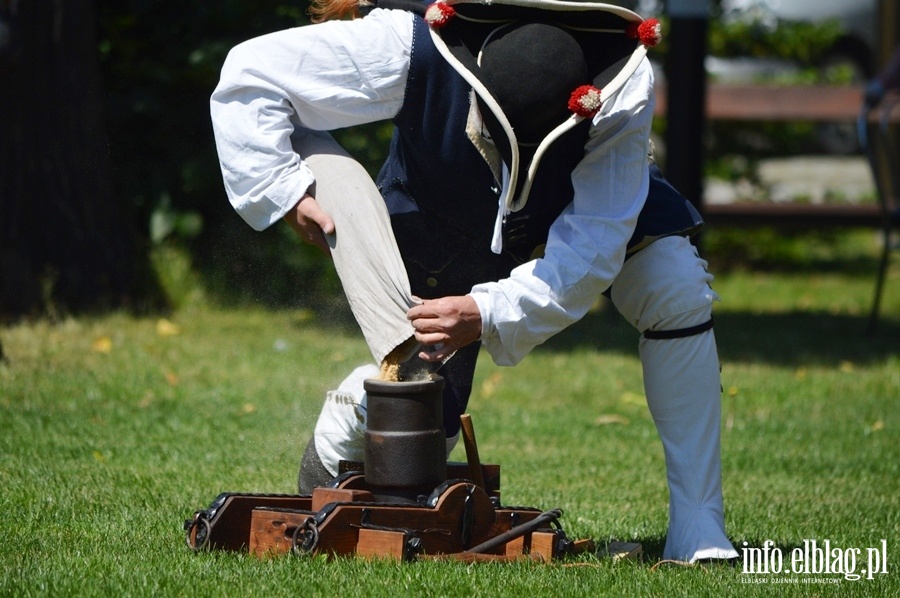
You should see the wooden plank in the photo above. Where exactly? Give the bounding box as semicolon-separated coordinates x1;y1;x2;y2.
655;83;864;121
337;460;503;498
250;481;501;558
187;494;312;552
311;487;375;512
570;538;597;555
530;531;559;561
249;508;314;557
356;529;407;560
704;202;883;228
504;535;526;557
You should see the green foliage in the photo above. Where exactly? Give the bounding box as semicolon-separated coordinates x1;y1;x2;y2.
97;1;302;226
707;18;843;65
703;228;882;274
94;0;395;215
149;194;203;244
95;1;400;309
652;12;844;72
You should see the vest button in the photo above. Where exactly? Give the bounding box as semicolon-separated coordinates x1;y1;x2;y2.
426;277;438;288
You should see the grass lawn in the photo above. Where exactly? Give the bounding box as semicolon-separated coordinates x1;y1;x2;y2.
1;232;898;596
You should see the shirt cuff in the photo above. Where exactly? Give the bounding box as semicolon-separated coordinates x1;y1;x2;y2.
467;291;494;344
232;162;316;231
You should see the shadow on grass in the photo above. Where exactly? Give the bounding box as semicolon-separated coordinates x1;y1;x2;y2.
630;536;667;563
293;301;899;369
542;308;899;368
182;219;897;370
624;537;816;567
702;227;887;277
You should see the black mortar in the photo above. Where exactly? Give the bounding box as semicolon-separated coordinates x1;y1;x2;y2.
363;375;447;499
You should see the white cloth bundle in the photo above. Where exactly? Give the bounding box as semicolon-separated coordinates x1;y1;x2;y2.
294;130;417;365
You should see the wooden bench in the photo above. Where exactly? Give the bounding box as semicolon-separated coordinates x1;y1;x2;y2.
654;83;864;122
654;83;883;229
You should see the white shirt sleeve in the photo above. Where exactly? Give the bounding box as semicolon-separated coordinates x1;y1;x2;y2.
210;9;414;231
469;59;655;366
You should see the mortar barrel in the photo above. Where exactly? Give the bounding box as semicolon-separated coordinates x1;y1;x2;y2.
363;376;447;488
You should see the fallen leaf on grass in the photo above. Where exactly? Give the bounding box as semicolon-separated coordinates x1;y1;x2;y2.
156;318;181;337
619;391;645;406
480;372;503;398
291;309;316;325
164;371;179;386
91;336;112;353
138;392;154;408
595;414;629;425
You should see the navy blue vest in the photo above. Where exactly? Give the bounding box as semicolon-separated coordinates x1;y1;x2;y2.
377;16;702;299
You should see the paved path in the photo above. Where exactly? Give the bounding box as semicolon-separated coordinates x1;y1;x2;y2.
705;156;875;205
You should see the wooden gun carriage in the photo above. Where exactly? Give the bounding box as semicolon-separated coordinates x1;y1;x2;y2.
184;377;596;562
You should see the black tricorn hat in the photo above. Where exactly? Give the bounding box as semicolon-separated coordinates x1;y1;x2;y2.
384;0;662;213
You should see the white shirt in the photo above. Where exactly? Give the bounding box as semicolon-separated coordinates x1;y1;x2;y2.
211;8;655;366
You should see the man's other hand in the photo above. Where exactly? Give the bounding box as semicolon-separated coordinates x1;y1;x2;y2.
283;194;335;255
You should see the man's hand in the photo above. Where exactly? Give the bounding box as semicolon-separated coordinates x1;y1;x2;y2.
283;193;335;255
407;296;482;362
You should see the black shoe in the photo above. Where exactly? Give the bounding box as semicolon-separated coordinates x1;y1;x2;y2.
297;436;334;494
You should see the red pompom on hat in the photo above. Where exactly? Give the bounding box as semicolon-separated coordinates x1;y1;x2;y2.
425;2;456;27
627;18;662;47
568;85;603;118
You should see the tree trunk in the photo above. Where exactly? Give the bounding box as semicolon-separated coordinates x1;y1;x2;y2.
0;0;137;318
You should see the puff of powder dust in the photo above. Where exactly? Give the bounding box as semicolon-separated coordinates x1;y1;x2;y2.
378;356;433;382
401;359;433;381
379;360;400;381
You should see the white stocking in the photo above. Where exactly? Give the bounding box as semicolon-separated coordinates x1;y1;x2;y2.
640;308;738;562
612;236;738;562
